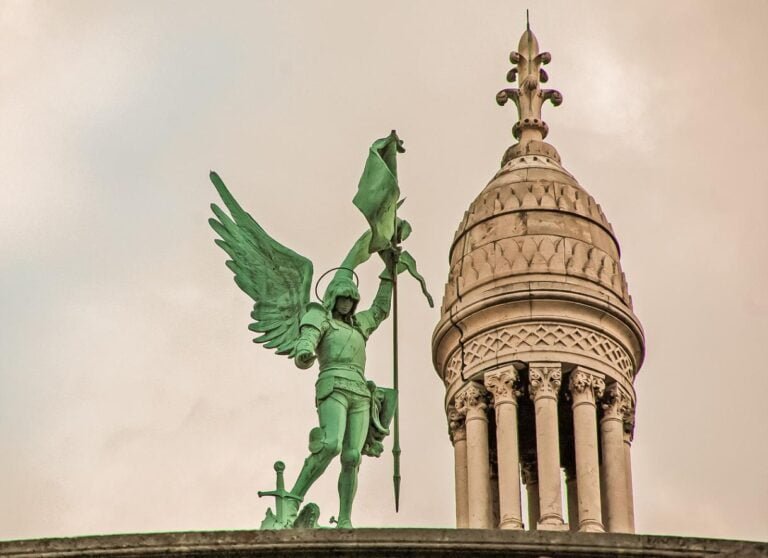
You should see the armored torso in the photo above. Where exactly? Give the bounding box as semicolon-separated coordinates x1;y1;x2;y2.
317;318;367;380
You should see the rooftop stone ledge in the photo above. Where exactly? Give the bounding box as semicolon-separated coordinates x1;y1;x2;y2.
1;529;765;558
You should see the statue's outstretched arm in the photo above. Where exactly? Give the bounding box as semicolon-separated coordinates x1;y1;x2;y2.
294;303;327;369
294;326;321;369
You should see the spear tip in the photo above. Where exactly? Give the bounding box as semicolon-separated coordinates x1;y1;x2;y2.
394;475;401;512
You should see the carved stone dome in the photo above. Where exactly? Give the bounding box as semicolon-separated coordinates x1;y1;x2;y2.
432;23;644;422
433;137;644;402
432;21;645;533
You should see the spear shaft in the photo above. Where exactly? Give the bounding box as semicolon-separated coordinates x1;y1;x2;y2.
392;262;401;512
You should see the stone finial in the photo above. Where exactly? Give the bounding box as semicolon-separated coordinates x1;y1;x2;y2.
496;15;563;143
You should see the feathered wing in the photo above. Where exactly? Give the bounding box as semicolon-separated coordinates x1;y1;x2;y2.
208;171;314;358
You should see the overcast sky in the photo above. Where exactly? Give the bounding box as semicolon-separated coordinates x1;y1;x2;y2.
1;0;766;543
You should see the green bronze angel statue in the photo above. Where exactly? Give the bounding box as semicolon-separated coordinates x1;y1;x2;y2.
208;131;432;529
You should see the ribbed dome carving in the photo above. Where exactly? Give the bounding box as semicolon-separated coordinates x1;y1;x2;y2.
441;143;632;317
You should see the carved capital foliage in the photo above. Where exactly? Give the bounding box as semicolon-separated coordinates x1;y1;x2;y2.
623;404;636;441
568;368;605;404
455;382;488;418
528;363;562;400
447;407;466;443
601;384;633;421
484;368;521;404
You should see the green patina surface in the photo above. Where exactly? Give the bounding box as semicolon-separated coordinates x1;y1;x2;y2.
208;132;432;530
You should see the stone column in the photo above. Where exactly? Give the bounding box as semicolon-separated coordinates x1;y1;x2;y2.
455;382;493;528
623;411;636;533
528;362;567;530
600;384;632;533
490;451;500;529
565;465;578;531
521;460;539;530
448;407;469;528
568;368;605;532
485;368;523;530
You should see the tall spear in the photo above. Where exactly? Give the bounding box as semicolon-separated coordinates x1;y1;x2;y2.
391;228;401;512
352;130;429;513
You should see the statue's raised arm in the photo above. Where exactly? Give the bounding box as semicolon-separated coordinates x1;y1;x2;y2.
208;171;313;359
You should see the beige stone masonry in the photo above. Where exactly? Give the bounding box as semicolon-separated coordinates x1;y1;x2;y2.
484;368;524;530
600;384;633;533
521;460;540;530
568;367;606;533
623;411;636;533
432;22;644;532
528;362;567;530
565;466;579;532
448;407;469;528
455;382;494;528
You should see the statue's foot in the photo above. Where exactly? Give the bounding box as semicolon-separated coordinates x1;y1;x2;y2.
335;518;353;529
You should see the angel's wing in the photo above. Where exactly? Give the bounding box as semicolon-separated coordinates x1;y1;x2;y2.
208;171;314;357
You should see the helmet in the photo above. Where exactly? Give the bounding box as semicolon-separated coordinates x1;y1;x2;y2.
322;274;360;316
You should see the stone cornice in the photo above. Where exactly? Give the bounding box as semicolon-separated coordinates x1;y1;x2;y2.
1;529;764;557
432;285;645;377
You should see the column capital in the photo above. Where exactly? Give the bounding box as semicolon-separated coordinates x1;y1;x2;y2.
601;384;633;422
448;407;467;443
455;382;488;420
623;407;636;442
484;368;521;405
568;367;605;406
529;362;562;401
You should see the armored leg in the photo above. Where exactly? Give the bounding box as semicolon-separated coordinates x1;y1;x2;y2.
336;397;370;528
288;395;347;522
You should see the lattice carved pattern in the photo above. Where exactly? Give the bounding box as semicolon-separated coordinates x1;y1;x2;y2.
443;323;633;383
440;235;631;312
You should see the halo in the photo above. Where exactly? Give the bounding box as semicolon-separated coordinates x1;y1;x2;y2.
314;267;360;301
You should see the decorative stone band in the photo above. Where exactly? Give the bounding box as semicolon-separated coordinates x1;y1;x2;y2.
500;139;562;166
442;234;630;313
443;322;634;385
453;179;614;244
